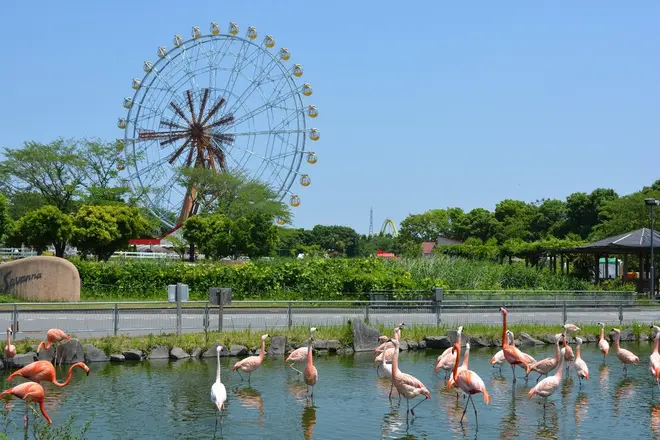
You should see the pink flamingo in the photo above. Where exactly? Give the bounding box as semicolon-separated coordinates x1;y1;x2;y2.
374;324;404;374
448;342;470;401
556;328;575;375
7;360;90;386
449;342;491;429
490;330;513;372
527;335;562;382
506;330;536;379
528;347;566;409
4;326;16;360
598;322;610;363
37;328;71;365
389;338;430;418
499;307;530;383
649;325;660;390
573;337;589;387
232;334;270;383
303;328;318;403
0;382;51;430
374;323;404;354
611;328;640;375
435;326;463;378
285;328;317;375
563;323;581;333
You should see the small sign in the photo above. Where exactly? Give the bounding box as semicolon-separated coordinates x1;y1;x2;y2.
168;284;189;302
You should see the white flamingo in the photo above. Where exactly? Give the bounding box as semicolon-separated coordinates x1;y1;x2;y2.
211;345;227;433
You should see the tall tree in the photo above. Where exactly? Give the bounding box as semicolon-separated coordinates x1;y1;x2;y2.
0;194;9;243
565;188;618;239
398;208;463;243
530;198;568;239
494;199;537;242
306;225;361;257
592;188;660;239
454;208;500;242
7;206;73;257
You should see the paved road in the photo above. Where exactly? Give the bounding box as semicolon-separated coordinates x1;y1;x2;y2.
4;306;659;341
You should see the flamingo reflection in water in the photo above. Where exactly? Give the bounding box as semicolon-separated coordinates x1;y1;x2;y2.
573;392;589;429
301;405;316;440
651;403;660;439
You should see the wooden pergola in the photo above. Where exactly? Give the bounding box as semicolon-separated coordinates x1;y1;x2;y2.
561;228;660;295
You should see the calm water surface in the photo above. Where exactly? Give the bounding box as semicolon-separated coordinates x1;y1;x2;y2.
1;342;660;439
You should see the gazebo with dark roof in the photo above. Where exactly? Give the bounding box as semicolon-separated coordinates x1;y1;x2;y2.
563;228;660;294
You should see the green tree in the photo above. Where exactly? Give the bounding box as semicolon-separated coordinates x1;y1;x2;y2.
276;227;308;257
565;188;618;239
357;233;399;257
454;208;500;242
306;225;360;257
233;213;279;259
398;209;463;243
530;199;568;239
5;191;47;220
71;205;151;261
494;199;537;242
592;188;660;239
0;194;9;243
0;139;86;213
7;206;73;257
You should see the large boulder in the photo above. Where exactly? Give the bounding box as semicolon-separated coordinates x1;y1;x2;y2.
84;344;109;363
326;340;342;352
170;347;189;360
423;336;451;349
229;345;248;357
351;319;381;352
147;346;169;360
37;346;55;362
202;343;228;358
312;340;328;350
0;256;80;301
110;354;125;362
55;339;84;364
447;330;469;346
267;336;287;356
519;333;545;346
123;349;143;361
12;352;37;367
468;336;491;348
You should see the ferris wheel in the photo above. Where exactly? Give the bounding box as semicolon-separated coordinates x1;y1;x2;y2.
117;21;319;233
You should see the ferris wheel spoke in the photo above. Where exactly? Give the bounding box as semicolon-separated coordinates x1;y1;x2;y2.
180;43;200;93
160;119;188;130
168;138;192;165
220;39;249;107
150;66;175;92
225;140;297;172
200;97;228;126
223;53;282;116
206;114;235;129
169;101;192;125
197;88;210;122
224;129;305;137
186;90;198;124
229;87;301;127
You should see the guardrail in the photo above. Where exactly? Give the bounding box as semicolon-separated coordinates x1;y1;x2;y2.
0;248;37;259
0;296;651;341
110;251;180;260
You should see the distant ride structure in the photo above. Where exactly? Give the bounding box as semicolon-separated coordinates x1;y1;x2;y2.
380;218;398;237
117;21;319;236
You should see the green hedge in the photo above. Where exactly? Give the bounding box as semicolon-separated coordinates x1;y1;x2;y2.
74;257;446;300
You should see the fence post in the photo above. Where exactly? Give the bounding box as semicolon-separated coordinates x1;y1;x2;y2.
562;301;567;325
365;303;370;324
12;304;18;336
176;283;182;336
218;302;224;332
203;304;209;343
113;303;119;336
619;304;623;326
287;302;293;329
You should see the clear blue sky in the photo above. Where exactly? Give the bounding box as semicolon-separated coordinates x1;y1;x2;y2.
1;2;658;235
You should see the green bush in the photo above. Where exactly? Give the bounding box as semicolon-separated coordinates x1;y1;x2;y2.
74;257;447;300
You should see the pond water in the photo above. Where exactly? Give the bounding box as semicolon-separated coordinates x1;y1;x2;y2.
1;341;659;439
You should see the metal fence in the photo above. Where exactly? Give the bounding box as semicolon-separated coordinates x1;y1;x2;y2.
0;294;655;341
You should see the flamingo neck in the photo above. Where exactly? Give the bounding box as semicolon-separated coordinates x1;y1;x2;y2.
562;330;568;348
461;347;470;369
452;346;461;381
394;329;400;342
555;339;561;361
501;313;508;346
555;352;564;380
615;333;621;350
216;351;222;383
53;364;83;387
259;339;266;360
576;343;581;359
306;338;314;367
391;344;400;379
654;334;660;354
6;330;10;346
600;326;605;341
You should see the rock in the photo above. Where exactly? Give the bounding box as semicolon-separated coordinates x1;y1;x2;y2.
37;346;54;362
55;339;84;364
316;349;329;355
418;340;427;349
423;336;451;349
313;340;328;350
337;347;354;355
539;334;559;345
326;340;341;352
0;256;80;301
123;349;143;361
447;330;469;346
586;335;597;343
406;340;419;350
621;328;635;341
230;345;248;357
468;336;491;348
84;344;109;363
110;354;125;362
12;353;37;367
191;347;203;358
267;336;287;356
148;346;169;360
170;347;189;360
350;319;381;352
398;340;409;351
0;359;4;370
202;343;228;358
640;333;650;341
519;333;545;346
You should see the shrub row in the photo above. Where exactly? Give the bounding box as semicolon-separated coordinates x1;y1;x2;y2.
71;255;606;300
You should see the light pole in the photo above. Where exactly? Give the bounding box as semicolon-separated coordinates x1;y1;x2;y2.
645;198;660;298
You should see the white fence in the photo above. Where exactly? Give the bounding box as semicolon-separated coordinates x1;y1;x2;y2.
0;248;37;260
110;251;180;260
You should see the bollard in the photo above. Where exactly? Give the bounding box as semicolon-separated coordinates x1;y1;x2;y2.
218;302;224;332
365;303;370;324
203;304;209;343
287;302;293;329
12;304;18;336
436;303;441;327
619;304;623;326
113;303;119;336
562;301;567;324
176;283;182;336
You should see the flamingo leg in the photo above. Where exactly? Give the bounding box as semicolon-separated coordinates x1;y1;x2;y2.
23;402;28;433
460;396;469;423
236;370;244;381
288;364;302;375
247;372;251;384
388;382;394;399
409;396;428;416
511;364;517;383
470;394;479;430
